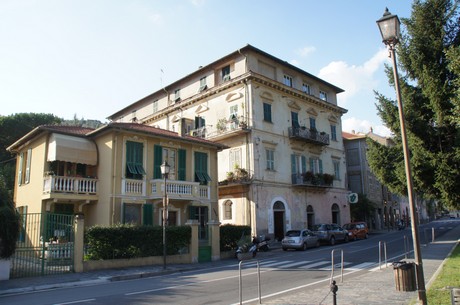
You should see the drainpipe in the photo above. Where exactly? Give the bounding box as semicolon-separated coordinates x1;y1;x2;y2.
111;133;118;225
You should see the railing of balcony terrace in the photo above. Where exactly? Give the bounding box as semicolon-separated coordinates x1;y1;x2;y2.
190;116;249;139
291;173;333;187
122;178;146;196
43;176;98;194
288;127;330;145
150;179;210;200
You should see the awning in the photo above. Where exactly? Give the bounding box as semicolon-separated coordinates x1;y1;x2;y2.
47;133;97;165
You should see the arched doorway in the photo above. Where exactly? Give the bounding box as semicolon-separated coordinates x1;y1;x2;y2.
273;201;285;241
307;205;314;230
331;203;340;225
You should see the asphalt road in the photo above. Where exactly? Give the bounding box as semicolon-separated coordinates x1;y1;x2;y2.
2;219;458;305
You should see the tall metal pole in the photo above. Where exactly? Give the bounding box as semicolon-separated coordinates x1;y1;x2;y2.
163;173;168;270
389;45;427;304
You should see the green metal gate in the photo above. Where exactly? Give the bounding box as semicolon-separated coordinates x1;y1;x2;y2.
11;213;75;278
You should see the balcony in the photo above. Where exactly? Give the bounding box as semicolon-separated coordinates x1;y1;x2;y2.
150;179;210;200
43;175;98;195
288;127;329;146
190;116;250;142
291;172;334;188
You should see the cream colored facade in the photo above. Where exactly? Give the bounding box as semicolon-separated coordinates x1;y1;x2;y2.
7;124;225;236
108;45;351;240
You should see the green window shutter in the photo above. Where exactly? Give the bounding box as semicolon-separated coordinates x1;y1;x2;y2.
291;112;299;128
122;202;126;224
189;205;196;220
309;158;315;172
194;152;208;184
153;145;163;179
291;154;296;174
301;156;307;173
126;141;145;178
25;148;32;183
319;159;323;174
178;149;186;181
143;204;153;226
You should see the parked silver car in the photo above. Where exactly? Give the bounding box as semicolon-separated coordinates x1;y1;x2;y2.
282;229;320;251
312;223;349;245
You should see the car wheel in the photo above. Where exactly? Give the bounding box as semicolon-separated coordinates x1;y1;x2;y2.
344;235;349;243
353;235;357;241
330;236;335;245
302;243;308;251
365;233;369;239
315;240;320;248
282;247;288;251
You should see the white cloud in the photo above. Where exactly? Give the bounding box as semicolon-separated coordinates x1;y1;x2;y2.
190;0;206;6
343;117;392;138
296;46;316;57
148;13;163;25
289;59;300;66
318;48;389;106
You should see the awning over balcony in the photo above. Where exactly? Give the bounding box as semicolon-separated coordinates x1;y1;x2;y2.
47;133;97;165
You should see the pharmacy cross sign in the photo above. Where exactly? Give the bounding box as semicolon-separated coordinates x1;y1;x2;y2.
348;193;358;204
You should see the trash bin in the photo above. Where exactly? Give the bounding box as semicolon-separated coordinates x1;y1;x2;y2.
393;261;417;291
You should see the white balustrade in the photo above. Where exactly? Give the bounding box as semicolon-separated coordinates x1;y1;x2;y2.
43;176;97;194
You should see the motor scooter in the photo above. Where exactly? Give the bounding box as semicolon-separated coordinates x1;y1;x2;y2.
253;235;270;252
235;236;257;260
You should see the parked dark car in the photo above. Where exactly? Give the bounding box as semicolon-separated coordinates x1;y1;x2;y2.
343;222;369;240
312;223;349;245
282;229;320;251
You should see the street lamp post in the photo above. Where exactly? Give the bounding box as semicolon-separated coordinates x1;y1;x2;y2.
160;161;170;270
377;8;427;304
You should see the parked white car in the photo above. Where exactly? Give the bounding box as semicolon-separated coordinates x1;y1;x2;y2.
282;229;320;251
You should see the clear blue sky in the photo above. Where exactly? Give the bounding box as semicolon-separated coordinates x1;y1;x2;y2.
0;0;413;137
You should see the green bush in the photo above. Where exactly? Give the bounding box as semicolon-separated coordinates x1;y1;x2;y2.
85;224;191;260
0;203;20;259
220;224;251;251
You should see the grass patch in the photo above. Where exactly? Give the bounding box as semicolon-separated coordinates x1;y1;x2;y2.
426;243;460;304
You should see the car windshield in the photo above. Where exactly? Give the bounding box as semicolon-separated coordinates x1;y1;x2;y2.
285;230;301;237
312;224;326;231
343;224;355;229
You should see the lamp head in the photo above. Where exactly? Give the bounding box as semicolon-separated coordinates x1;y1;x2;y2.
376;7;401;46
160;161;170;176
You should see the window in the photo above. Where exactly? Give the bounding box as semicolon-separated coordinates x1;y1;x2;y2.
302;83;311;94
223;200;232;220
123;203;141;225
346;148;360;166
195;152;211;185
162;147;177;180
266;149;275;170
309;157;323;174
309;117;316;130
229;148;241;170
263;103;272;122
291;154;307;183
291;112;300;128
283;75;293;87
330;125;337;141
333;160;340;180
222;65;230;81
319;90;327;101
152;100;158;113
18;148;32;185
174;89;181;102
125;141;145;179
199;77;207;92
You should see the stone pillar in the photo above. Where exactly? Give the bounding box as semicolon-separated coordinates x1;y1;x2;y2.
185;219;199;263
207;220;221;261
73;213;85;273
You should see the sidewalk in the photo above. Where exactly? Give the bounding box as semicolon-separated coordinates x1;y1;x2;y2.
0;225;458;305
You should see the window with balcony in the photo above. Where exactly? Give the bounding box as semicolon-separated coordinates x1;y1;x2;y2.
229;148;241;170
319;90;327;101
283;75;293;87
291;111;300;128
266;149;275;170
222;65;231;81
309;157;323;174
330;125;337;141
195;151;211;185
153;145;186;181
263;102;272;123
333;160;340;180
291;154;307;182
126;141;146;180
309;117;316;130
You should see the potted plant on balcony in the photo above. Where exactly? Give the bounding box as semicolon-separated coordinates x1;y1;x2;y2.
302;171;314;183
217;118;227;132
323;173;334;186
0;201;20;280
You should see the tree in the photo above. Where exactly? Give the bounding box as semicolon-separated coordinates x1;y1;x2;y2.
349;194;377;224
369;0;460;209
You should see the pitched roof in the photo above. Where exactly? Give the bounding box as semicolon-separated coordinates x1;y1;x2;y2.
342;131;366;140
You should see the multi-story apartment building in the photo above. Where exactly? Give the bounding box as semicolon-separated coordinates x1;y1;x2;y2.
7;123;225;238
108;45;350;240
343;129;406;229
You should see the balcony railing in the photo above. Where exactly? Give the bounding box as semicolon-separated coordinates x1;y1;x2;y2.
291;173;333;187
43;176;98;194
288;127;330;146
150;179;210;200
190;116;250;140
122;178;146;196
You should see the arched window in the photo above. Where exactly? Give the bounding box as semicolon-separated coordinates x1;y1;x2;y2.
331;203;340;225
273;201;285;210
223;200;233;220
